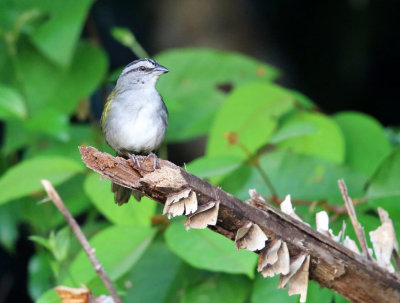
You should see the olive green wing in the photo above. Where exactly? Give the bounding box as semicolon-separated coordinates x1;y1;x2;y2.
100;88;116;128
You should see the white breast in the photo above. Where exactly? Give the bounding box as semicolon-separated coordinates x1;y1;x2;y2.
103;88;167;154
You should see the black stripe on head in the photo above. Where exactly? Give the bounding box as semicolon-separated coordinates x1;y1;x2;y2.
122;58;158;76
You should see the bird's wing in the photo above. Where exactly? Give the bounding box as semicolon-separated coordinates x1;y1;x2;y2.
100;88;116;128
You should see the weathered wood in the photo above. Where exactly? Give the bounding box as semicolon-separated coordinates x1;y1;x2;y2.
79;146;400;303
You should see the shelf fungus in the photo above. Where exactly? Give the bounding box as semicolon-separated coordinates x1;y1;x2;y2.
279;253;310;303
184;200;219;230
54;285;114;303
343;235;360;254
369;208;397;273
316;211;342;242
235;222;268;251
280;194;303;222
163;188;198;219
55;285;91;303
288;255;311;303
257;238;290;277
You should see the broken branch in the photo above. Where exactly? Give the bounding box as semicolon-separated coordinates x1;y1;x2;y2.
79;146;400;303
338;179;371;260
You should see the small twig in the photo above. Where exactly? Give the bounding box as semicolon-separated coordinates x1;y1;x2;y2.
41;179;122;303
338;179;372;260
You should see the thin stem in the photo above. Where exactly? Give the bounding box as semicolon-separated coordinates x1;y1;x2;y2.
255;165;278;198
41;180;122;303
236;141;278;198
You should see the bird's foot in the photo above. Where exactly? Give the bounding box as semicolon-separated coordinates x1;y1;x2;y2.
129;154;142;169
146;152;160;170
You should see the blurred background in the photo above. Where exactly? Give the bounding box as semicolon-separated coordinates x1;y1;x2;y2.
0;0;399;302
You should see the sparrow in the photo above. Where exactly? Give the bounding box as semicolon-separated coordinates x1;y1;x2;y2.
101;58;169;205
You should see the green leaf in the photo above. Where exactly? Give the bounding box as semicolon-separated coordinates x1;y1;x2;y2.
307;280;334;302
367;147;400;199
18;175;91;234
125;241;184;303
288;90;315;109
165;222;257;277
25;108;69;141
111;27;148;58
182;274;251;303
84;173;156;226
385;127;400;147
155;48;280;141
334;112;391;176
368;196;400;226
29;235;52;252
207;82;294;160
25;125;103;163
2;117;30;155
17;42;63;114
269;119;317;144
52;228;70;261
252;275;297;303
17;41;107;116
21;175;90;234
67;225;156;285
221;150;367;202
51;42;108;114
278;112;345;163
186;155;242;179
51;174;90;218
0;156;83;205
111;27;137;48
36;289;60;303
29;228;70;261
30;0;95;66
0;85;27;119
28;253;54;301
0;202;20;252
334;293;351;303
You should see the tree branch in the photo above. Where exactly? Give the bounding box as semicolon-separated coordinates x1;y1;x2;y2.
79;146;400;303
41;179;122;303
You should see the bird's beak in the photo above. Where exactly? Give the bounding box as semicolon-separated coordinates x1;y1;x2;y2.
154;64;169;74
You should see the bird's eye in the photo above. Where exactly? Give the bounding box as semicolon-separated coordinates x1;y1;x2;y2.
139;66;146;71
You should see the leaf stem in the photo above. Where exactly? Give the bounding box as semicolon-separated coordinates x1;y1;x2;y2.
236;141;278;198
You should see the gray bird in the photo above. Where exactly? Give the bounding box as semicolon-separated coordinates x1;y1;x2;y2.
101;58;169;205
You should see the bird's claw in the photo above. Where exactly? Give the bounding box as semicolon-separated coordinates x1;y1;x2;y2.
147;153;160;170
129;153;159;171
129;154;141;169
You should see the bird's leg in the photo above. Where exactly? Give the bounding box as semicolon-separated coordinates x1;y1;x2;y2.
146;152;159;170
129;153;141;169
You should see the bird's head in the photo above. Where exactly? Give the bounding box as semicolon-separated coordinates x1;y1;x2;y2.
116;58;169;91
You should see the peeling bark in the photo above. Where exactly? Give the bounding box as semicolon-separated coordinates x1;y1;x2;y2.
79;146;400;303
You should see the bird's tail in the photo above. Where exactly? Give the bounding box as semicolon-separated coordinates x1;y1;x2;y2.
111;182;143;205
111;182;131;205
112;152;144;205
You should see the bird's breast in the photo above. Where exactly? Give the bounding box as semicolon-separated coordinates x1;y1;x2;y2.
103;90;167;154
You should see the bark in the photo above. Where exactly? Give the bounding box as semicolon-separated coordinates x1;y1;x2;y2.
79;146;400;303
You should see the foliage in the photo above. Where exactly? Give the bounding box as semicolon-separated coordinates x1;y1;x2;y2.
0;2;398;303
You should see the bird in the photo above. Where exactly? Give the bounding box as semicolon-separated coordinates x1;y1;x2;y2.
101;58;169;205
